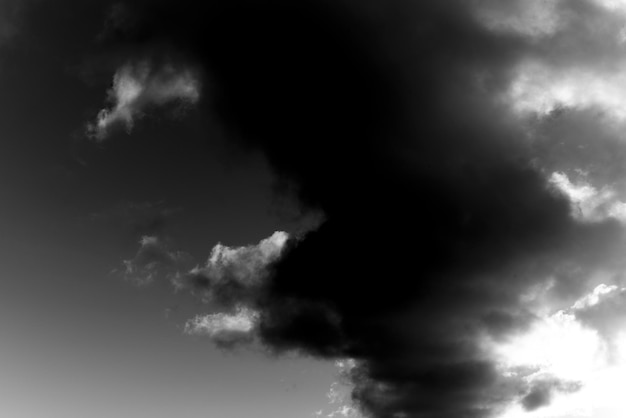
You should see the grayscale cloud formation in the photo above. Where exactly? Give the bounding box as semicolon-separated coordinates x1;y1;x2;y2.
173;231;289;302
87;60;200;140
100;0;626;416
184;305;260;348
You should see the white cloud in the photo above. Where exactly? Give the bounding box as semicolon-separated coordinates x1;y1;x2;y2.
118;231;290;340
479;0;626;124
491;282;626;418
572;284;621;310
177;232;290;345
175;231;290;297
87;61;200;141
184;305;259;345
548;172;626;223
204;230;289;283
504;61;626;121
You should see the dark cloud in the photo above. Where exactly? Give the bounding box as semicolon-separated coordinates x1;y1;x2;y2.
95;0;626;416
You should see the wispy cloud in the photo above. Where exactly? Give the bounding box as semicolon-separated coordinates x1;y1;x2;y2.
175;232;289;346
484;282;626;417
102;0;626;416
120;235;191;286
87;61;200;141
489;0;626;124
505;61;626;122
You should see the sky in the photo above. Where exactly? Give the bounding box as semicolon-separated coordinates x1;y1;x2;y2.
7;0;626;417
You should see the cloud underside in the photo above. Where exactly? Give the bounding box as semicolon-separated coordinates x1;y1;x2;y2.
104;0;626;417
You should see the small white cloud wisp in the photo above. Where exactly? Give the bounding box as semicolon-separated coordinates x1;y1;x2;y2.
504;61;626;122
87;61;200;141
324;359;362;418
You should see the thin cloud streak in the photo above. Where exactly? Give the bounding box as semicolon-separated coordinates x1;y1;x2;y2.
120;235;191;286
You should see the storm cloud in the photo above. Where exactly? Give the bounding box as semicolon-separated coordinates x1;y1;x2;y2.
95;0;626;416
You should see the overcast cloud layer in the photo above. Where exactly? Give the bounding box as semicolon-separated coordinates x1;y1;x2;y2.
91;0;626;417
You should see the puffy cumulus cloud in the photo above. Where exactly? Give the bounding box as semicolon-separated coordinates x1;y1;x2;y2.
119;231;288;338
100;0;626;416
484;283;626;417
184;305;259;348
120;235;192;286
199;231;288;285
486;0;626;125
549;172;626;223
173;231;288;306
504;61;626;121
87;60;200;141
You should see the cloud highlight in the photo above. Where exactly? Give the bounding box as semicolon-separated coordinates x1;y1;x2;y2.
87;61;200;140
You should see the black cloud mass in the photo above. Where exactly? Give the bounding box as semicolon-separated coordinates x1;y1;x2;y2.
88;0;626;417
